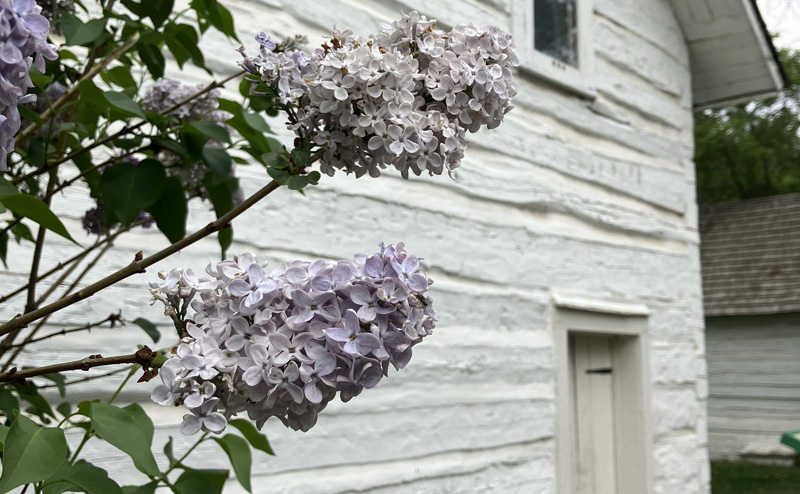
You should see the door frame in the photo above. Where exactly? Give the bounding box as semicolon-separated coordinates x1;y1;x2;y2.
552;297;654;493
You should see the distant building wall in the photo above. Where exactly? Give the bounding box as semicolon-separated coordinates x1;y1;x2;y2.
707;313;800;463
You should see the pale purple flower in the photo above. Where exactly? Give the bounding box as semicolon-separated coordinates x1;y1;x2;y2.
391;255;429;291
326;309;382;356
152;243;437;434
228;264;279;308
181;398;227;435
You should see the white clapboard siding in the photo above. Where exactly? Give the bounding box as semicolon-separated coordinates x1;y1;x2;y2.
706;315;800;461
0;0;713;492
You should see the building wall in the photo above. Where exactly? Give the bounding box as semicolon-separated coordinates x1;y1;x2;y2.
707;314;800;463
0;0;709;492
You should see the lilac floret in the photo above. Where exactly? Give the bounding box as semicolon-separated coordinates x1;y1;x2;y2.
150;242;436;434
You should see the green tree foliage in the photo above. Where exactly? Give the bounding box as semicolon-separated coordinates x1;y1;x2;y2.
695;49;800;204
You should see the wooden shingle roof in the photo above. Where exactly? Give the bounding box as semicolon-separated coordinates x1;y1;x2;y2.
700;193;800;316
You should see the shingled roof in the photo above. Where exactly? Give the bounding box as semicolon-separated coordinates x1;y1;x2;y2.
700;193;800;317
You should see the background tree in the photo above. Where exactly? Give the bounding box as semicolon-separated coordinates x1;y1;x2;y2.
695;48;800;204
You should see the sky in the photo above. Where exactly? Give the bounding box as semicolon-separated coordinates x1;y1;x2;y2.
757;0;800;48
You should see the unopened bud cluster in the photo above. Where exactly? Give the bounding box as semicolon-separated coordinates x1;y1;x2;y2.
238;11;518;178
150;243;436;434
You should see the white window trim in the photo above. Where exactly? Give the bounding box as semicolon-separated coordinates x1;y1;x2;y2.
551;302;654;494
511;0;596;99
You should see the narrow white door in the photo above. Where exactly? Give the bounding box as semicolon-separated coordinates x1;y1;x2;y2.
571;333;617;494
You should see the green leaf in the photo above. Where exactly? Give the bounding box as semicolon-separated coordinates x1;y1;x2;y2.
147;0;174;28
227;418;275;455
218;227;233;260
41;373;67;398
153;137;188;158
146;176;187;243
14;382;56;421
99;160;166;224
120;0;147;17
241;111;271;133
121;483;157;494
202;148;232;184
137;42;165;79
56;402;71;418
0;177;17;195
90;403;159;477
186;121;230;144
61;14;105;46
290;148;310;167
203;174;238;259
132;318;160;344
76;401;98;417
0;388;19;421
266;167;290;185
287;175;310;191
104;92;146;119
103;66;137;91
173;468;228;494
164;23;205;70
43;460;123;494
0;414;68;493
0;194;77;244
163;436;178;467
212;435;252;492
307;171;321;185
11;221;34;243
0;425;9;451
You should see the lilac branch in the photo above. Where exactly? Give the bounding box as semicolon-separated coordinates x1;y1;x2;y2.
0;179;282;337
0;346;155;383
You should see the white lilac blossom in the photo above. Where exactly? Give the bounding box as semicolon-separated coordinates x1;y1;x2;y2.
150;243;436;434
238;12;518;179
0;0;58;171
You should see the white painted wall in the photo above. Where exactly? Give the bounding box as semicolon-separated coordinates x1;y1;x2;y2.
0;0;709;492
707;314;800;464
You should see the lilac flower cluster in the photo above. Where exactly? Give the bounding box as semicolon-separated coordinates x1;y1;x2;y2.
142;78;227;122
238;11;518;178
143;78;233;200
150;243;436;434
0;0;58;171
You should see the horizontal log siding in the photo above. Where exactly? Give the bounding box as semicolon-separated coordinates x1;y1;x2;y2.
0;0;708;492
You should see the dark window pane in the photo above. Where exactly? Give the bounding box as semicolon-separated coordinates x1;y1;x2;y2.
534;0;578;67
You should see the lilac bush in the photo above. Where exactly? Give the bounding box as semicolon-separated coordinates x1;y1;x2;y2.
150;243;436;433
0;0;57;170
239;11;519;178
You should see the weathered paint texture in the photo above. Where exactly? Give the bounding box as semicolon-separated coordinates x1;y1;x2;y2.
0;0;709;492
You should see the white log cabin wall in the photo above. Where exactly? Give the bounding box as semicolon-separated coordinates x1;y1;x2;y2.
0;0;709;492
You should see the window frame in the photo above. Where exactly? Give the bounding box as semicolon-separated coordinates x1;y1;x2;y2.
511;0;596;99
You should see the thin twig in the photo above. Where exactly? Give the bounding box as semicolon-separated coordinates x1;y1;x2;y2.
0;346;155;383
0;236;117;368
0;179;281;337
12;70;245;185
34;366;128;389
9;312;120;348
13;32;141;148
0;221;139;306
24;163;59;313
